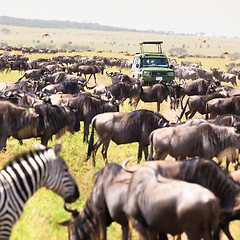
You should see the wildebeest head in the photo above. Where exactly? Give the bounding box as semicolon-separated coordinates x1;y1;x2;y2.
62;105;80;135
234;123;240;134
154;112;172;127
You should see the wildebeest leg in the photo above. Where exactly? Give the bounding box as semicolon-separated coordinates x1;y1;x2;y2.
185;109;191;119
98;213;107;240
92;139;102;167
137;143;144;163
18;140;23;145
133;98;140;109
185;230;201;240
93;74;97;84
157;101;161;112
101;140;110;165
131;218;156;240
0;135;7;151
41;136;49;146
88;74;93;82
83;121;90;143
158;233;168;240
188;110;197;119
222;223;234;240
143;146;149;162
122;224;130;240
226;158;231;172
154;149;168;160
213;227;220;240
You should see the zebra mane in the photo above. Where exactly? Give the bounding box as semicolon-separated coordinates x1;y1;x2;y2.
1;148;49;171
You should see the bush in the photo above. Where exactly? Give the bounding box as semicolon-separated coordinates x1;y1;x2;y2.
0;42;8;47
1;28;10;34
229;52;240;59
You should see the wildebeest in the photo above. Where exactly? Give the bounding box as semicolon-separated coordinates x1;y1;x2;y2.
106;71;137;85
176;67;197;80
206;96;240;119
12;103;80;146
196;68;213;80
180;78;219;96
67;63;82;75
178;92;225;120
124;158;240;240
0;101;39;151
211;68;237;86
79;65;105;83
42;71;87;84
86;110;171;166
70;93;119;142
60;163;132;240
17;68;47;82
41;80;86;94
213;114;240;127
167;82;183;110
124;165;220;240
148;122;240;167
133;84;169;112
105;81;141;105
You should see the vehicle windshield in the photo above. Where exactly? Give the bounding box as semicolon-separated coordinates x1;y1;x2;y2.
141;58;168;67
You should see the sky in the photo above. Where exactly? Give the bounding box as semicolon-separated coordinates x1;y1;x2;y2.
0;0;239;38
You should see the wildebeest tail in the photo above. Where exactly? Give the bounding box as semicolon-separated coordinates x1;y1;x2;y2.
17;73;25;83
178;97;189;122
87;118;96;159
147;133;154;161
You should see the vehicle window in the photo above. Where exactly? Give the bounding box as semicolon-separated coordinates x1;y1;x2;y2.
141;58;168;67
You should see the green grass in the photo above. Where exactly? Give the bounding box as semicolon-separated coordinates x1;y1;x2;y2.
0;49;239;239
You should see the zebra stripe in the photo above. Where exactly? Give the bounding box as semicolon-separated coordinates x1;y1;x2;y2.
0;144;79;240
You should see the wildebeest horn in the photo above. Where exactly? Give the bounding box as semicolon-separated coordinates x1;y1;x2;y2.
63;202;79;215
121;157;135;173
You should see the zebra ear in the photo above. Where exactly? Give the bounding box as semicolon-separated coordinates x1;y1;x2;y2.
34;142;46;151
54;143;62;156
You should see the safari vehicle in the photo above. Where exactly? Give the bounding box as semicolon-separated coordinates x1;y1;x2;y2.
131;41;175;85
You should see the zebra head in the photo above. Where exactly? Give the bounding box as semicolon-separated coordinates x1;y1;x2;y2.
36;143;80;203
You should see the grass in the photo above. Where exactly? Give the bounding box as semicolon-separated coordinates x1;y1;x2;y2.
0;48;239;239
1;24;240;57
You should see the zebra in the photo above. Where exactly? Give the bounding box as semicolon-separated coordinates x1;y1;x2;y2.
0;142;79;239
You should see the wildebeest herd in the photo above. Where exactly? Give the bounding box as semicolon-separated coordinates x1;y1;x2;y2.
1;49;240;240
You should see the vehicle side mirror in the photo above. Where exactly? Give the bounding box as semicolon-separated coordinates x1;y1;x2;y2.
136;64;139;68
169;65;173;69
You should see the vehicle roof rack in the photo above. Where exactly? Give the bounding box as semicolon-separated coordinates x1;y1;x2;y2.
139;41;163;54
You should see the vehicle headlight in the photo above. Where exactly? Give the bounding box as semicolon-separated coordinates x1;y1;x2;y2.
143;71;151;76
167;71;174;76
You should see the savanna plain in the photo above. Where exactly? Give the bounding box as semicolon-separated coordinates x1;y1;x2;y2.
0;25;240;239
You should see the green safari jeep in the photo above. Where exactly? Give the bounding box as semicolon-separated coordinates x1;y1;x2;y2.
130;41;175;85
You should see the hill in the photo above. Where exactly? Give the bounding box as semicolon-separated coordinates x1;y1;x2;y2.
0;16;156;33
